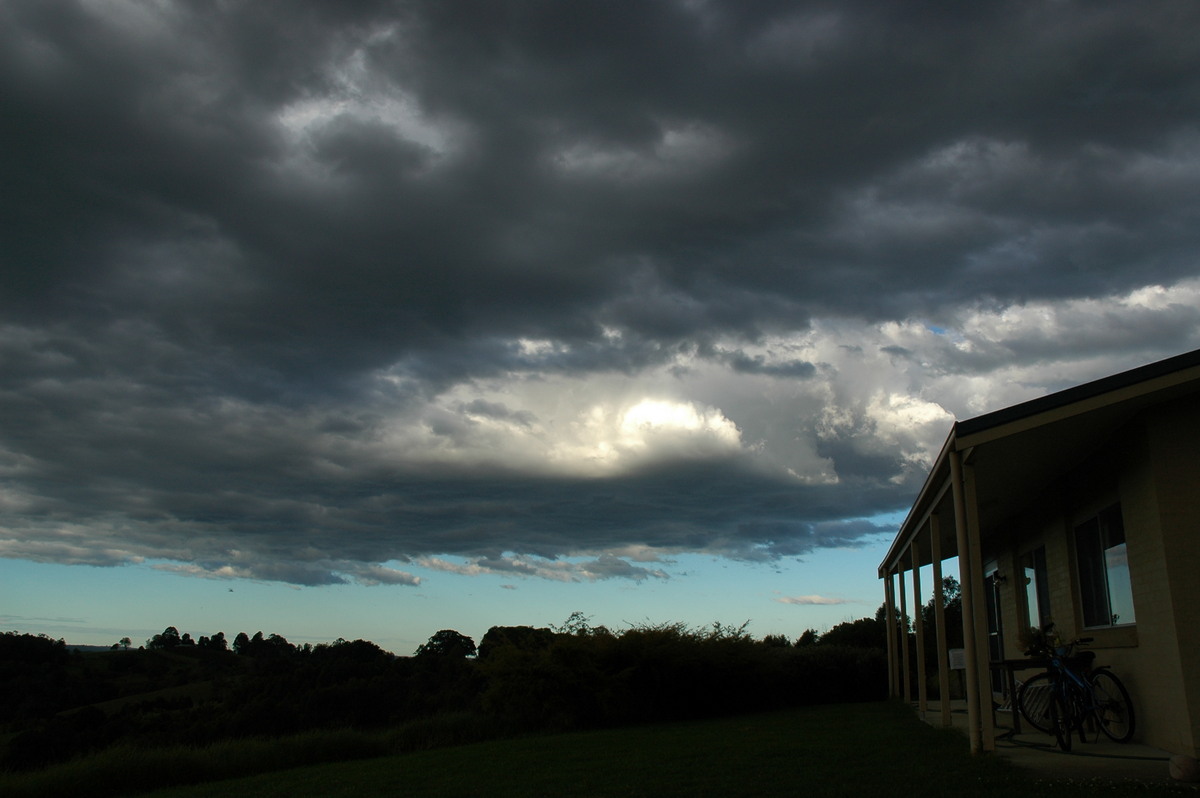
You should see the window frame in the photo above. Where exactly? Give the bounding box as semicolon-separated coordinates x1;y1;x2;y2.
1019;545;1051;632
1073;502;1136;630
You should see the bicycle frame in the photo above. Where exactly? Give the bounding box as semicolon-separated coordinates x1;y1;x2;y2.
1048;648;1097;739
1048;649;1093;692
1016;625;1135;749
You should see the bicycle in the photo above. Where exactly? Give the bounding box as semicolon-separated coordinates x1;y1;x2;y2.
1014;627;1135;751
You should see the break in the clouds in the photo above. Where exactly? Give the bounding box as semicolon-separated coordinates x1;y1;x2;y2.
2;1;1200;587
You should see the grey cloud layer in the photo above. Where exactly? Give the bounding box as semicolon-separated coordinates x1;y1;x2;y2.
3;0;1200;585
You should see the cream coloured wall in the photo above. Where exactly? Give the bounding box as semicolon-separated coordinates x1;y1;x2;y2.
1145;397;1200;759
1109;421;1186;756
977;412;1200;757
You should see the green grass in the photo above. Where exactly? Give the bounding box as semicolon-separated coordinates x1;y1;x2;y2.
4;702;1195;798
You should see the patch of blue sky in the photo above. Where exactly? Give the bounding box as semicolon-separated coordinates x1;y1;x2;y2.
1;508;914;652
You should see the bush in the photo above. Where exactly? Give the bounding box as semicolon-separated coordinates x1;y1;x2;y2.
0;617;891;780
478;620;886;731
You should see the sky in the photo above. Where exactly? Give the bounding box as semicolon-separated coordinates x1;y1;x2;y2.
3;0;1200;655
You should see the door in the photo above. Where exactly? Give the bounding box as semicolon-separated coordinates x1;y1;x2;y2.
984;568;1005;695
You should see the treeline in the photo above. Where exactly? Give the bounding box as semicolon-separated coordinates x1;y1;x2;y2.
1;612;892;773
474;616;886;730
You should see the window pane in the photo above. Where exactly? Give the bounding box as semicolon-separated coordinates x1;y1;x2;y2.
1075;516;1111;627
1033;547;1051;625
1104;542;1136;625
1100;505;1135;625
1021;546;1050;629
1075;503;1136;628
1023;564;1040;629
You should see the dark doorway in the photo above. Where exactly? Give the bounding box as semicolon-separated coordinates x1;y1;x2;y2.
984;570;1005;695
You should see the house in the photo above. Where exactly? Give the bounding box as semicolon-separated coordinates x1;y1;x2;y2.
877;348;1200;769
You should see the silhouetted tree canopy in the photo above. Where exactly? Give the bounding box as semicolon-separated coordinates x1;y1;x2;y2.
921;576;963;649
311;638;391;664
819;615;887;649
416;629;477;659
0;631;68;663
478;625;557;660
0;614;892;773
146;626;181;650
197;631;228;651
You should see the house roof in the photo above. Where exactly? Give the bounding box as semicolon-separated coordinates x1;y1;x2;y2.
879;348;1200;577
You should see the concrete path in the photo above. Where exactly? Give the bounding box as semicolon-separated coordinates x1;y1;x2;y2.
916;701;1196;787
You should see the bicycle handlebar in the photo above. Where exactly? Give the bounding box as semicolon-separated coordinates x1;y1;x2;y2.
1023;631;1094;658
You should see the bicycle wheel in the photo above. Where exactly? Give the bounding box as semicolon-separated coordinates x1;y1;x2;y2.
1049;688;1073;751
1090;669;1135;742
1064;681;1093;747
1016;671;1055;734
1074;686;1100;744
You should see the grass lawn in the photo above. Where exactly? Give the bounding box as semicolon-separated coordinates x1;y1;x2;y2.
6;701;1195;797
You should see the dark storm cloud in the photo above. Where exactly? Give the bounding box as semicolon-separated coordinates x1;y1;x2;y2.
3;0;1200;584
724;351;817;379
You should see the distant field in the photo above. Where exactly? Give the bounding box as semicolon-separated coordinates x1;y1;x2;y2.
10;701;1190;798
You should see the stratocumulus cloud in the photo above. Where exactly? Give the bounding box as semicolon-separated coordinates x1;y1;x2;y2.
2;1;1200;588
775;595;858;606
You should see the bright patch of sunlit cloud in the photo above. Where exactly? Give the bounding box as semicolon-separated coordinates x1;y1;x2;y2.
374;379;750;478
515;337;565;358
366;278;1200;494
619;399;739;442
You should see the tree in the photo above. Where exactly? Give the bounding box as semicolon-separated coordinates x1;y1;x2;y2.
415;629;477;658
314;638;390;663
119;637;132;651
921;576;963;650
920;576;964;679
0;632;68;663
819;613;887;650
146;626;182;650
552;611;609;637
795;629;819;647
478;625;557;660
266;633;295;656
234;631;296;659
761;634;791;648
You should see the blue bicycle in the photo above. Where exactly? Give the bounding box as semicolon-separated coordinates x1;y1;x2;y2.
1015;630;1135;750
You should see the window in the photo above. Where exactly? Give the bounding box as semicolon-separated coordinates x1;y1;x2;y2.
1021;546;1051;630
1074;504;1136;627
